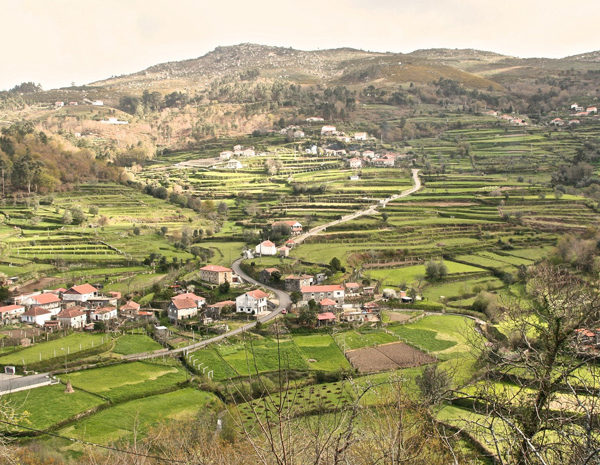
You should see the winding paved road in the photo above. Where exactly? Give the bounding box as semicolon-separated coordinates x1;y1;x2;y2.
292;169;421;245
124;169;421;361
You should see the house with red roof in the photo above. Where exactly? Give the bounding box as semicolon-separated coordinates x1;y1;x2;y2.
301;285;345;305
0;304;25;323
21;307;53;326
57;307;87;329
320;298;338;311
255;240;277;256
168;297;199;321
586;106;597;114
344;282;362;296
236;289;269;315
62;284;98;303
28;293;62;315
200;265;233;285
317;312;337;325
348;157;362;169
173;292;206;308
120;300;141;315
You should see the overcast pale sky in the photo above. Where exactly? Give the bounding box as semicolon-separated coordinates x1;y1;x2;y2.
2;0;600;91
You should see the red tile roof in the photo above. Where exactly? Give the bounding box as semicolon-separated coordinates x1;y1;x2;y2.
171;298;197;310
65;284;98;295
247;289;269;299
23;307;51;317
264;268;280;273
121;300;141;311
31;293;61;305
345;282;361;289
173;293;205;302
58;307;86;319
317;312;336;320
200;265;232;272
0;305;24;314
91;306;116;314
320;298;337;306
301;285;344;293
260;240;275;247
285;274;313;280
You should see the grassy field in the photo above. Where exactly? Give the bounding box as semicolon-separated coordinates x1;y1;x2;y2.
58;361;188;402
292;334;351;371
112;334;163;355
2;383;105;431
0;333;110;366
58;388;220;445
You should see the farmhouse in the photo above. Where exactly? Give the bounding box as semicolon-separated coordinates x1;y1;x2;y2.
200;264;233;285
372;155;396;167
344;282;362;296
0;304;25;323
63;284;98;303
90;306;118;321
21;307;52;326
317;312;337;325
279;246;290;257
272;220;303;235
571;103;584;111
340;310;365;323
362;150;375;158
27;293;62;315
219;151;233;160
569;119;581;126
321;125;337;135
550;118;564;126
354;132;368;141
57;307;87;329
301;285;345;305
236;289;269;315
255;240;277;256
586;106;598;114
320;298;338;311
205;300;235;319
173;292;206;308
168;297;198;321
259;268;280;283
120;300;141;315
348;157;362;169
284;274;313;292
306;117;324;122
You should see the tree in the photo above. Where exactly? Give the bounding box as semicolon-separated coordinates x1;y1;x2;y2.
298;305;317;326
219;281;230;294
329;257;342;272
462;263;600;464
415;364;451;405
290;291;302;306
88;205;99;215
69;207;86;225
425;260;448;281
62;210;73;225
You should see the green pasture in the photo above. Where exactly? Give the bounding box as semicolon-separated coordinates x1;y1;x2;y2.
112;334;163;355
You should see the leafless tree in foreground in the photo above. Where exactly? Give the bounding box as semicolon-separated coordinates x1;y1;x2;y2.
457;263;600;465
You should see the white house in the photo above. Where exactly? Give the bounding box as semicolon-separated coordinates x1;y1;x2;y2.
306;117;324;122
0;305;25;323
362;150;375;159
62;284;98;303
255;240;277;256
21;307;52;326
321;125;337;136
305;145;318;155
57;307;87;329
354;132;368;141
220;151;233;160
225;160;243;170
92;100;104;106
272;220;302;235
587;106;598;114
236;289;269;315
168;297;198;321
90;306;118;321
348;158;362;169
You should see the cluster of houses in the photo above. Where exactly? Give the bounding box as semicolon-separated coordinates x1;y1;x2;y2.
319;126;373;142
569;103;598;117
484;110;528;126
54;99;103;109
0;284;151;330
219;145;266;170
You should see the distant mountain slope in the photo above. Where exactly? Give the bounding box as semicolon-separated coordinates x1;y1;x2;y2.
563;50;600;62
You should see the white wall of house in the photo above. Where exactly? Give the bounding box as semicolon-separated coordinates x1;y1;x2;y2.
236;294;267;314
